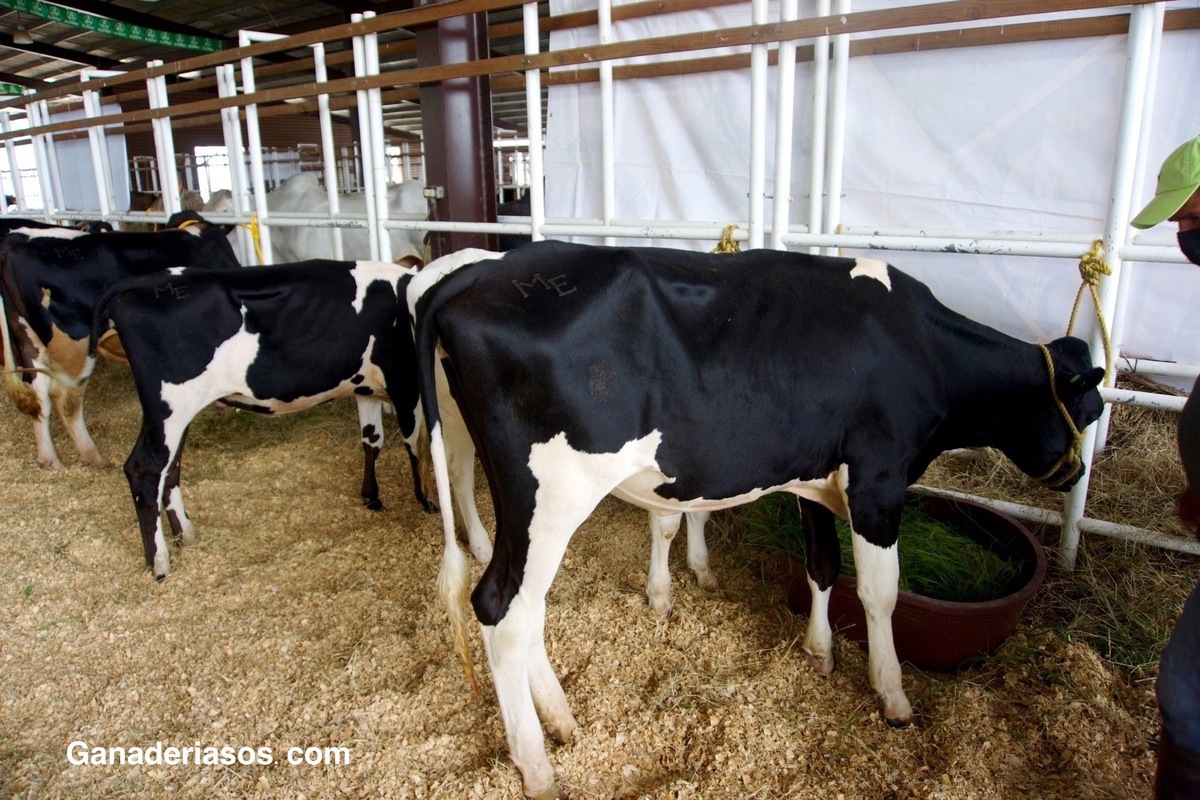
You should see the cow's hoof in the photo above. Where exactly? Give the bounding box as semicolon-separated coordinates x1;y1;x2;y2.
694;570;719;591
80;453;110;468
37;457;64;470
523;777;565;800
881;693;914;728
364;498;384;512
154;573;167;583
804;650;835;676
648;596;673;619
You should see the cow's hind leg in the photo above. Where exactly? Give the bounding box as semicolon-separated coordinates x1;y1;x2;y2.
799;498;840;676
685;510;717;589
356;397;384;510
52;380;107;467
646;512;681;617
477;443;641;799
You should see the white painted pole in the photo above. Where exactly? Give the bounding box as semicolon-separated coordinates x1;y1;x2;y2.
146;62;181;217
598;0;617;247
363;12;392;263
747;0;768;249
1;112;27;212
312;42;345;261
351;13;381;260
80;71;123;219
240;31;281;263
524;1;546;242
1058;1;1159;571
824;0;851;257
808;0;831;255
1094;1;1166;455
216;64;256;264
771;0;799;251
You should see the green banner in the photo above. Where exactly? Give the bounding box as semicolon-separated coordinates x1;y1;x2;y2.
0;0;221;52
0;83;25;96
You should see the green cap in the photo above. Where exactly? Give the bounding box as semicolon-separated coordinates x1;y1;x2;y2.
1131;135;1200;229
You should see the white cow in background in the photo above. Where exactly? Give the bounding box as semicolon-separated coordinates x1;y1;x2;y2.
203;173;428;265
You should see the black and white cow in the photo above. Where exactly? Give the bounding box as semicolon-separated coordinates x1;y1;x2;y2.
412;241;1105;799
0;212;239;469
87;252;494;579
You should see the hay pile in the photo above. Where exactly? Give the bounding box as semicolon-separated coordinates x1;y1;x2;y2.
0;363;1182;798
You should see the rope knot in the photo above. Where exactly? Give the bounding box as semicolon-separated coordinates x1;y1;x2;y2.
1077;239;1111;286
711;224;741;254
236;214;265;265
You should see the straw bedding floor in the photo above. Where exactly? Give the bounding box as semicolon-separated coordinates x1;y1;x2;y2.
0;363;1165;799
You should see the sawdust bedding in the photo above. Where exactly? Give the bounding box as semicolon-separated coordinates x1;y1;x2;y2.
0;362;1169;799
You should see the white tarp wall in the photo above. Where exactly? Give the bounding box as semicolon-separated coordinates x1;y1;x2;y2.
545;1;1200;372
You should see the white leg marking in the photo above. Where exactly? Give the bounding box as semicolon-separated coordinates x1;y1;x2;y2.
646;513;680;617
851;531;912;724
529;599;576;744
802;574;835;675
685;510;717;589
30;373;61;469
165;486;194;545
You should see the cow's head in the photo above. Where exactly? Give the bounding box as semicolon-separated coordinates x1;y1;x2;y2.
994;336;1104;491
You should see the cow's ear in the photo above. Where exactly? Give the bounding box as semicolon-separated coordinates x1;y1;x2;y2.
1063;366;1105;396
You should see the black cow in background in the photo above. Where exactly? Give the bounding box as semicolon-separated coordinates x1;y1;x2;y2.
0;211;239;469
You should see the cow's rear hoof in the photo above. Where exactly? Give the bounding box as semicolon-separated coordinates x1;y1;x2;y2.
804;650;835;676
364;498;384;512
154;573;167;583
885;712;914;729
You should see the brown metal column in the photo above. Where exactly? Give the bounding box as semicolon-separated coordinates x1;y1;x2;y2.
415;4;498;260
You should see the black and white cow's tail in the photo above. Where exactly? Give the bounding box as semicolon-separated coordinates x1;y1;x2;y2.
414;276;477;693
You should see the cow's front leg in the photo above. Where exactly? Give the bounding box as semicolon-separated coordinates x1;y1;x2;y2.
356;397;384;510
685;511;718;589
162;428;193;546
125;429;172;580
850;526;912;726
52;381;107;467
646;513;680;617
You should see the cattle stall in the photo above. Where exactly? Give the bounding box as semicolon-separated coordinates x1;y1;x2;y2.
0;1;1196;566
0;2;1197;798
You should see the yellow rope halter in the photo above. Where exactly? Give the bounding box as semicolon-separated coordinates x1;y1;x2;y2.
1034;343;1085;490
1066;239;1113;383
234;215;265;265
711;224;741;254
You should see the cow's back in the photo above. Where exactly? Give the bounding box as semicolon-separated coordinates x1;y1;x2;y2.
428;241;944;498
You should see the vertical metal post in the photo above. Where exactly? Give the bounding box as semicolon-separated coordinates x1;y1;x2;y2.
824;0;851;257
747;0;768;249
1058;2;1161;570
523;1;545;243
770;0;799;251
312;42;345;260
216;64;255;264
146;61;181;217
598;0;616;246
351;13;382;260
364;11;392;262
809;0;831;255
416;2;497;258
240;31;279;263
25;100;57;219
1;112;27;212
80;71;123;219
